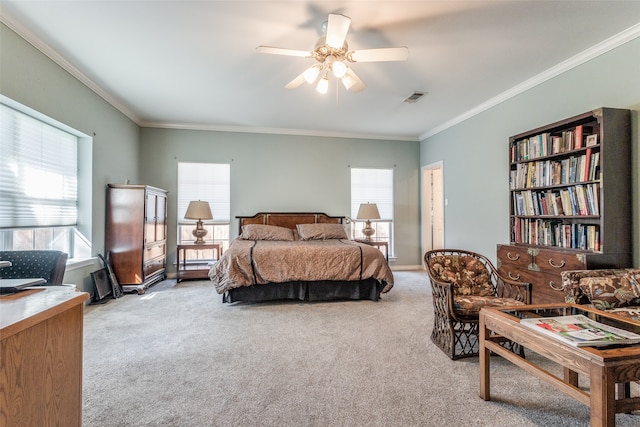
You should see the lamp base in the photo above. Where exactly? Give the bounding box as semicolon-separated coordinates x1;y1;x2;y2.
192;221;208;244
361;220;375;242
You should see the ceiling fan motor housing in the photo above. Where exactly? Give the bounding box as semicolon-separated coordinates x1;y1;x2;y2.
312;37;351;63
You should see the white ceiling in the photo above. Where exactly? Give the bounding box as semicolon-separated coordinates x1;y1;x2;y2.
2;1;640;141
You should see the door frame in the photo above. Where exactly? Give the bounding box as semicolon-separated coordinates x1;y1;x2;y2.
421;161;445;265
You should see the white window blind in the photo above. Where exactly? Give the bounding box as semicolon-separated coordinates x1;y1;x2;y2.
177;162;230;223
0;103;78;228
351;168;394;220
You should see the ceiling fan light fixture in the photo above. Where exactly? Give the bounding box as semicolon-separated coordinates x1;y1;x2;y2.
316;74;329;94
258;13;409;95
303;65;321;84
341;74;355;90
332;60;347;78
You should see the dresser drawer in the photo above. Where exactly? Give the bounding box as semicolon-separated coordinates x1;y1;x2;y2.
143;256;165;278
533;248;586;273
497;245;530;270
144;243;166;263
500;266;538;285
530;272;565;304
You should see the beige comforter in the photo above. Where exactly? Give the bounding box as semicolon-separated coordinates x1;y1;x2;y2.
209;239;394;294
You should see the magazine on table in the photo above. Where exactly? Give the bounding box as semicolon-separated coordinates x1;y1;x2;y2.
520;314;640;347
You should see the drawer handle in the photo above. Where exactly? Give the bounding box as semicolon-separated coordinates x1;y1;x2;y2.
508;271;521;280
507;252;520;261
548;259;566;268
549;280;563;291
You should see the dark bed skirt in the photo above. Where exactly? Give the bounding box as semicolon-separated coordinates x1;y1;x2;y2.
222;279;385;303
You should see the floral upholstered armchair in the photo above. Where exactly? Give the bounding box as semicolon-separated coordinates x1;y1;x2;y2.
562;268;640;322
424;249;531;359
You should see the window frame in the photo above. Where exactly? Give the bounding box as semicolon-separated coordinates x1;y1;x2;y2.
0;96;91;258
350;167;394;257
177;162;231;260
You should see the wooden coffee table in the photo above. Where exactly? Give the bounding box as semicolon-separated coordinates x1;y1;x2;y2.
480;303;640;427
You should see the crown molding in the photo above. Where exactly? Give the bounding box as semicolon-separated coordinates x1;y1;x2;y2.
419;22;640;141
0;11;143;124
139;121;419;142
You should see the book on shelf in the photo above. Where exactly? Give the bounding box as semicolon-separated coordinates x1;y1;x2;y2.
520;314;640;347
575;125;583;149
583;148;592;181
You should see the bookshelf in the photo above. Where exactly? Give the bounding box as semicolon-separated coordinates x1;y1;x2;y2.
497;107;631;304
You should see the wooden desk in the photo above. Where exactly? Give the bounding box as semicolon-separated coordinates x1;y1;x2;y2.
355;240;389;261
480;303;640;427
1;286;89;427
176;243;222;282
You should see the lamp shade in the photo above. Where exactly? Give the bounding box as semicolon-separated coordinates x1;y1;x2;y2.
184;201;213;220
356;203;381;220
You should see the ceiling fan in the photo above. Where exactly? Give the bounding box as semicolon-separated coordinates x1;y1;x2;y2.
256;13;409;94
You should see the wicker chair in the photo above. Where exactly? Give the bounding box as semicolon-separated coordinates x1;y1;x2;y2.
424;249;531;360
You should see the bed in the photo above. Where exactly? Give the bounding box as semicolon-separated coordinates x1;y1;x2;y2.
209;212;394;303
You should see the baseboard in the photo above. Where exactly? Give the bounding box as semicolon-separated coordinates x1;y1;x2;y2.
390;264;425;271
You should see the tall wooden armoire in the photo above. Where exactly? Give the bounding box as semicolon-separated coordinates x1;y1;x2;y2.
105;184;167;294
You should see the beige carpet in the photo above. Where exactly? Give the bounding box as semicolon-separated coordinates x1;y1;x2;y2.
82;271;640;426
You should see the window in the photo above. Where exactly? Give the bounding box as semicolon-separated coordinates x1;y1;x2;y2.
177;162;230;262
0;100;88;257
351;168;394;255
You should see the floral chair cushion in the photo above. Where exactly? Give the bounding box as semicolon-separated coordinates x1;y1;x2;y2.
427;255;495;297
576;274;640;310
563;269;640;306
453;295;525;317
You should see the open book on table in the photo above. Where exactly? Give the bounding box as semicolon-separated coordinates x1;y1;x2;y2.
520;314;640;347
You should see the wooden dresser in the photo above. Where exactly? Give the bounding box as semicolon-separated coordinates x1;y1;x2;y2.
495;244;629;304
0;286;89;427
106;184;168;294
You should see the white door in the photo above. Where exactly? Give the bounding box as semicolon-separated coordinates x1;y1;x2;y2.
421;162;444;264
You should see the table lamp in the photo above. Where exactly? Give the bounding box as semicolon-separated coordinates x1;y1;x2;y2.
356;203;380;241
184;200;213;244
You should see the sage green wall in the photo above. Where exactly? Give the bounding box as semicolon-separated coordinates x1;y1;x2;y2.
1;23;140;290
139;128;421;272
420;37;640;266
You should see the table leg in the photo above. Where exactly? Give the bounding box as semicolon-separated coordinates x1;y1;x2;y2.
590;364;616;427
479;312;491;401
616;382;630;400
177;248;182;282
563;367;579;387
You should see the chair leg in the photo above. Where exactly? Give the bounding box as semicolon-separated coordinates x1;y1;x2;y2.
451;320;480;359
430;316;481;360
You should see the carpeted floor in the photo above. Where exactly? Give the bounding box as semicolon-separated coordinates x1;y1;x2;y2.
82;271;640;426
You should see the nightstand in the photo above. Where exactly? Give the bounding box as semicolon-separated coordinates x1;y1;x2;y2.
355;240;388;261
176;243;222;282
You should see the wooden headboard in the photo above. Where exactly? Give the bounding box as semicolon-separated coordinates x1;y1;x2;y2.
236;212;344;234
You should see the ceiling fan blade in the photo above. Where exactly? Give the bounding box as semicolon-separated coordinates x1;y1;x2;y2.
285;71;307;89
325;13;351;49
342;68;366;93
256;46;312;58
349;47;409;63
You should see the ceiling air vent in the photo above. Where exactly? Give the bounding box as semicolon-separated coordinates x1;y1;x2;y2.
403;91;426;104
